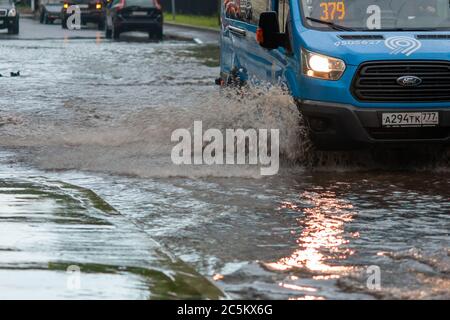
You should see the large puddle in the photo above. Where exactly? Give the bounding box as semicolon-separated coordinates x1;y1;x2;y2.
0;38;449;299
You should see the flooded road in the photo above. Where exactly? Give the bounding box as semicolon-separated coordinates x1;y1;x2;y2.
0;172;223;299
0;21;449;299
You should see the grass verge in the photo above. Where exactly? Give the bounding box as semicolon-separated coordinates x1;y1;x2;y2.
164;13;220;30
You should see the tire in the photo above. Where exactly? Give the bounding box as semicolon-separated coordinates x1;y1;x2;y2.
8;18;19;35
112;24;120;40
149;25;163;41
15;21;19;34
157;26;163;40
39;10;44;24
105;25;112;39
44;12;49;25
98;20;105;31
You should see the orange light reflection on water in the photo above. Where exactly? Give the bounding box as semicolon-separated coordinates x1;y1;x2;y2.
266;191;357;276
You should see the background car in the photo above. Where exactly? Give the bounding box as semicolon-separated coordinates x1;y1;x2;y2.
0;0;19;34
61;0;105;30
105;0;163;40
39;0;62;24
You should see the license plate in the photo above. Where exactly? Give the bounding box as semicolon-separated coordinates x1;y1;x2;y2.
0;21;3;25
131;11;147;16
382;112;439;127
78;4;89;8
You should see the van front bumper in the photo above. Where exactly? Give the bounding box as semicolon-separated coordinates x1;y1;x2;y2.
297;100;450;149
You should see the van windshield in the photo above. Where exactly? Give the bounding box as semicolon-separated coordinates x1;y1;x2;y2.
300;0;450;31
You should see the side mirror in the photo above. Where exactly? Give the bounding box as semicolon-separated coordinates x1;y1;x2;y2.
257;11;284;50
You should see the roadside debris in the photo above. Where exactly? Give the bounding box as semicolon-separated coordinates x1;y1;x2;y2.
0;71;20;77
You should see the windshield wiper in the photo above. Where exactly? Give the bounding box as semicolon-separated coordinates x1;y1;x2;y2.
306;17;355;31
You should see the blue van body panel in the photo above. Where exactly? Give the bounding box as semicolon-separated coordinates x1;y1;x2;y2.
299;31;450;66
219;0;450;147
221;1;450;107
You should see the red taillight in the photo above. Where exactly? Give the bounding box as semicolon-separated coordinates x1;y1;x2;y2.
117;0;125;10
154;0;161;10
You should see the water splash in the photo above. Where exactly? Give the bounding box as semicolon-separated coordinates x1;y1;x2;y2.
1;84;449;177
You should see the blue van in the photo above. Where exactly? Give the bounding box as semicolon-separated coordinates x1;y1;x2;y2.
219;0;450;149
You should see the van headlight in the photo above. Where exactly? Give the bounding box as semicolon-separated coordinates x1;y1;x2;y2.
8;8;16;17
302;48;346;80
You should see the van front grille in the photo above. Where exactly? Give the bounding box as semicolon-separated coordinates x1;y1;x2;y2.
352;61;450;102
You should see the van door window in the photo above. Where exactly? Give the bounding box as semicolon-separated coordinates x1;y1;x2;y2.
249;0;272;24
224;0;241;20
224;0;271;24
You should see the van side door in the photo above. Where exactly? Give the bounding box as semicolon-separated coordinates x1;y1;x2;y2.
221;0;275;83
221;0;252;83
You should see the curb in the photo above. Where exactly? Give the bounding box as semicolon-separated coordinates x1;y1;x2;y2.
19;13;35;19
164;21;220;34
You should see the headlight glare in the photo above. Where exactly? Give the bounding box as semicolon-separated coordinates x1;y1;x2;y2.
302;48;345;80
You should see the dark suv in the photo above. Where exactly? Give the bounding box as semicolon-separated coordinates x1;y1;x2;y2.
61;0;105;30
0;0;19;34
105;0;163;40
39;0;62;24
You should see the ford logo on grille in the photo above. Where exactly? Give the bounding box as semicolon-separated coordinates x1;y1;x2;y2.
397;75;422;87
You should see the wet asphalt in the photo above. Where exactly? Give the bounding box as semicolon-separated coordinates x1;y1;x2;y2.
0;16;219;43
0;17;448;300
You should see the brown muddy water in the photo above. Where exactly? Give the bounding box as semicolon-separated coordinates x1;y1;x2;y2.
0;38;449;299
